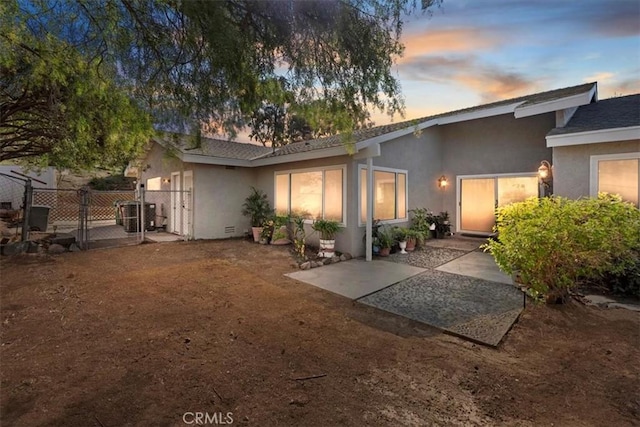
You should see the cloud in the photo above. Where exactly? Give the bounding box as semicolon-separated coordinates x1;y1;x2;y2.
400;27;501;60
583;72;615;83
399;54;539;104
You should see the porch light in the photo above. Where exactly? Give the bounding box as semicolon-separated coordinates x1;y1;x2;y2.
538;160;553;181
438;175;448;188
162;177;171;184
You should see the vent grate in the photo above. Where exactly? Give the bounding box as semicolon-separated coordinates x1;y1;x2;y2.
224;226;235;234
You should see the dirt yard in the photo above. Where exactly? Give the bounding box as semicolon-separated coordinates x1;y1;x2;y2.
1;239;638;426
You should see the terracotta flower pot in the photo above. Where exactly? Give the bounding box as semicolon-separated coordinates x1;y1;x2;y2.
405;238;416;252
251;226;263;243
378;247;391;257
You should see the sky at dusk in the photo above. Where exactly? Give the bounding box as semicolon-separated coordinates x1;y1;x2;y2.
376;0;640;124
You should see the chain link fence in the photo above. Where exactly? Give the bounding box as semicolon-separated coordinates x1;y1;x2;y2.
2;180;191;254
0;173;27;242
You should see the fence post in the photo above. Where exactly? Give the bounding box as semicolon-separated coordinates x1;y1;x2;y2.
77;188;89;250
140;183;145;243
21;179;33;242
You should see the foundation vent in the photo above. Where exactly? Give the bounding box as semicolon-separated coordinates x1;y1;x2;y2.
224;226;235;234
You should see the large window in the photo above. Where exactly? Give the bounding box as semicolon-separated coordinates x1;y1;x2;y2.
275;166;345;222
591;153;640;207
359;166;407;224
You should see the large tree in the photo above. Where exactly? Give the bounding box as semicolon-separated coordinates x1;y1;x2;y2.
1;0;441;167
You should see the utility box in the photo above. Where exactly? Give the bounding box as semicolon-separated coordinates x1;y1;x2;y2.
122;202;156;232
29;205;50;232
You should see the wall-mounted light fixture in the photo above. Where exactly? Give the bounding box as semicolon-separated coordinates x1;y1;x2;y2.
438;175;448;188
162;177;171;184
538;160;552;180
538;160;553;196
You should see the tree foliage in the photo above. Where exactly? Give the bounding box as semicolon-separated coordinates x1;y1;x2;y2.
483;194;640;303
3;0;440;158
1;1;153;170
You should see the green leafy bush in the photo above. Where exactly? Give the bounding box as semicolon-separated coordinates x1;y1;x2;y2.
483;194;640;303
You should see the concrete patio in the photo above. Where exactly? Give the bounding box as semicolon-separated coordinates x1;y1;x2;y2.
287;236;525;347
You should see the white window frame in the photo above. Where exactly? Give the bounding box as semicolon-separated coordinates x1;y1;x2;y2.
589;152;640;204
274;165;347;225
358;164;408;226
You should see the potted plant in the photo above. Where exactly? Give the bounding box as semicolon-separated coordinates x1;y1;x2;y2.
404;228;425;252
271;215;291;245
434;211;451;239
376;227;394;257
312;218;342;258
393;227;410;254
241;187;272;242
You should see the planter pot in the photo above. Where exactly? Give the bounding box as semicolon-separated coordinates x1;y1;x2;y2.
435;230;445;239
318;239;335;258
378;247;391;257
405;238;416;252
251;226;263;243
398;240;408;254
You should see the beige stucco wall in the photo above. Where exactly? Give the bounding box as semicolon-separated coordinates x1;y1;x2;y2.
190;163;257;239
140;143;257;240
439;112;555;231
553;140;640;199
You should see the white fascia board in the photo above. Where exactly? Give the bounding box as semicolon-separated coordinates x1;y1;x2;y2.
250;145;350;166
181;153;252;167
437;103;524;125
355;119;438;151
546;126;640;147
515;85;596;119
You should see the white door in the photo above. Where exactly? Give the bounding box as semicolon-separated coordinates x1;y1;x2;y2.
458;174;539;234
181;171;193;237
170;172;181;233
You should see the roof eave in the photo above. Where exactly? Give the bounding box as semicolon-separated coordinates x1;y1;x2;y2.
437;102;525;125
515;84;597;119
250;145;351;166
546;125;640;147
181;153;253;167
356;119;439;151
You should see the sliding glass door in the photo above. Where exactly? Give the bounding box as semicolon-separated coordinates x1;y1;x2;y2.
459;174;539;234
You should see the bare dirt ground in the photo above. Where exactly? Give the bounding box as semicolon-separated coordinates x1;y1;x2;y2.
1;239;639;426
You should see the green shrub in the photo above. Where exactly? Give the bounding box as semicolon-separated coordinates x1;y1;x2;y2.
483;194;640;303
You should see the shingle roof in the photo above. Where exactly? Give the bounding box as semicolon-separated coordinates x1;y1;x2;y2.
259;119;426;158
547;94;640;136
153;82;598;162
259;82;597;158
156;134;272;160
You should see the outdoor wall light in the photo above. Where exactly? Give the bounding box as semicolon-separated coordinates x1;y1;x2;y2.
438;175;448;188
162;178;170;184
538;160;552;180
538;160;554;196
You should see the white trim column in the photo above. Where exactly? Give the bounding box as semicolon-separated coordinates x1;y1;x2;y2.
354;144;381;262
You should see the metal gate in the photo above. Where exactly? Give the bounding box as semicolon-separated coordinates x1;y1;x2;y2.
28;187;191;250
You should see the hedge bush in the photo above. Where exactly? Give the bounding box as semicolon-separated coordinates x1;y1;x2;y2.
483;194;640;303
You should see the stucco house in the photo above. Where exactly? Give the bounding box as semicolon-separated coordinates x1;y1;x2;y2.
130;82;640;257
